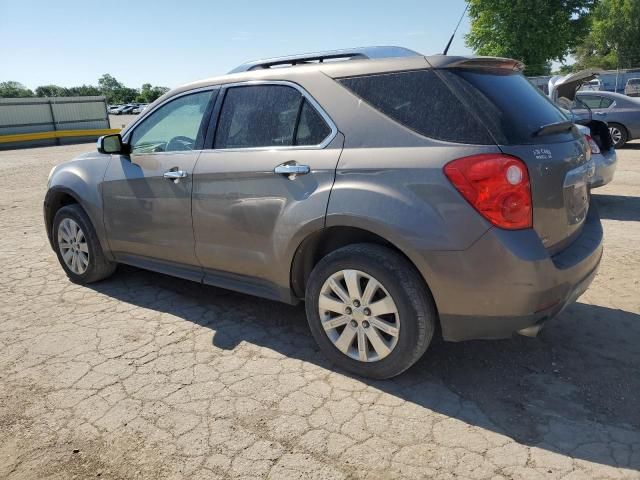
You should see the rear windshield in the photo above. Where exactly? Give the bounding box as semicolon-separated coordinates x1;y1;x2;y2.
442;69;571;144
338;68;573;145
338;69;494;145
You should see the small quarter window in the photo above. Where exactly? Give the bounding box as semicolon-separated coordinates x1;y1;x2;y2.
295;100;332;146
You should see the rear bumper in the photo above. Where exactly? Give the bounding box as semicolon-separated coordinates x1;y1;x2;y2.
590;149;617;188
422;206;603;342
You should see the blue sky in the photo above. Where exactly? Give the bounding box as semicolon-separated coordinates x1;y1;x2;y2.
1;0;473;90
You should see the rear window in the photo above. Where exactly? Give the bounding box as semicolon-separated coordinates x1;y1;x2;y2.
338;70;493;144
339;68;572;145
442;69;571;144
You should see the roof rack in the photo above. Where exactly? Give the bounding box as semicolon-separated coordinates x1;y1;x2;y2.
228;46;421;74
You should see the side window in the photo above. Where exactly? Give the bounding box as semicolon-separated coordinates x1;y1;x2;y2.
295;100;332;146
129;90;214;154
215;85;301;149
599;97;614;108
338;70;493;144
578;96;602;109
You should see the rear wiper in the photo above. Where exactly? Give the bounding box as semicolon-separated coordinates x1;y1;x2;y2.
535;120;574;137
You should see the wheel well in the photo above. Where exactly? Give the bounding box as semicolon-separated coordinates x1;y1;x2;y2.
290;226;408;298
44;191;78;244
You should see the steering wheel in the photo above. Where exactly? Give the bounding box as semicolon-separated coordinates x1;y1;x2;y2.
165;136;195;152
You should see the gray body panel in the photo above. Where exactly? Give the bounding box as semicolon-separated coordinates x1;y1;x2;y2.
102;151;200;266
45;51;604;342
46;153;112;259
192;134;344;302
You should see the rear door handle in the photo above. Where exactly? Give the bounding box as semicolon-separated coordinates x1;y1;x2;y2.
163;169;188;182
274;163;310;178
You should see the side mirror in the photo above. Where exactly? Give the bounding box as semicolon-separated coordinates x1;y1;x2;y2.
97;134;129;154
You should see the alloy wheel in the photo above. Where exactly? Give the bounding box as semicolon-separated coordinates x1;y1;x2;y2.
609;126;623;146
58;218;89;275
318;269;400;362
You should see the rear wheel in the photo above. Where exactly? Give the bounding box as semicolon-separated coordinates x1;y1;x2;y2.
305;244;436;379
52;204;116;284
609;123;628;148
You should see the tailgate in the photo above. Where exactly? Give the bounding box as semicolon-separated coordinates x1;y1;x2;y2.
500;138;593;253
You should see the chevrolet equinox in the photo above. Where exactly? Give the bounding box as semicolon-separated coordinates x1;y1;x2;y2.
45;47;603;378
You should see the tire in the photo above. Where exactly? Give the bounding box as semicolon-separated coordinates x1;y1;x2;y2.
305;243;436;379
609;123;628;148
52;204;116;284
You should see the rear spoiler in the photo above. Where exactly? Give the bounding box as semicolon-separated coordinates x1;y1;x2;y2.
428;56;525;72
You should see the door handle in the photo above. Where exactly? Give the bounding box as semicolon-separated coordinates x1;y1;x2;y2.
274;163;310;178
595;111;607;116
163;169;188;183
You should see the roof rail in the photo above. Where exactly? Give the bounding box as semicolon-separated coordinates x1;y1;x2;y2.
228;46;421;74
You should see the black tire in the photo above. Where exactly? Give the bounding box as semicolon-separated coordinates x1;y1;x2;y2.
609;123;628;148
52;204;116;284
305;243;436;379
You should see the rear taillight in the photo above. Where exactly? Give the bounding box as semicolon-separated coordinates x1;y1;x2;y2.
585;134;601;154
444;154;532;230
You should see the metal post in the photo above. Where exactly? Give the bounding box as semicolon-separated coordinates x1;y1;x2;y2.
48;98;60;146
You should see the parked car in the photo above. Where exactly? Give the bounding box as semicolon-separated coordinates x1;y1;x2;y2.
548;71;617;187
107;105;123;114
45;47;602;379
575;123;616;188
132;104;148;114
580;78;602;91
624;78;640;97
117;104;137;115
575;91;640;148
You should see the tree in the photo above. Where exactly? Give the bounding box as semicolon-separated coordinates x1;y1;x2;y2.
0;81;34;98
35;85;67;97
574;0;640;70
465;0;595;76
98;74;124;103
136;83;170;103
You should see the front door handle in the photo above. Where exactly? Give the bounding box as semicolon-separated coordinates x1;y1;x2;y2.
163;169;188;183
274;163;310;178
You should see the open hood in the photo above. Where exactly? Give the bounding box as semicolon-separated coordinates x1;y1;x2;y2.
548;69;602;106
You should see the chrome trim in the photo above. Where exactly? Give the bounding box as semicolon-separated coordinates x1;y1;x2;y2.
121;86;221;142
163;170;188;179
274;163;310;176
210;80;338;151
229;46;421;74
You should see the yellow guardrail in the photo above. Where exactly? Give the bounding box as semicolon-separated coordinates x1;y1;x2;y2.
0;128;121;144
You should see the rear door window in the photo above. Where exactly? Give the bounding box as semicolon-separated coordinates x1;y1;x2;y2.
578;95;603;109
215;85;300;149
338;70;493;144
214;85;333;149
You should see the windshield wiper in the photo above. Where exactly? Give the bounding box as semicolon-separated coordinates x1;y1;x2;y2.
535;120;574;137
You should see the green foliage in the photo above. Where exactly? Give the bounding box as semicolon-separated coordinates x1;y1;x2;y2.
0;81;34;98
135;83;170;103
1;74;171;102
574;0;640;70
35;84;106;98
465;0;595;76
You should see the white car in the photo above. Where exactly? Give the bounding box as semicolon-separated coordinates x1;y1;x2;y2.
549;70;617;188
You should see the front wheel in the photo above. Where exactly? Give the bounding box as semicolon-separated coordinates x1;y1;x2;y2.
305;244;436;379
609;123;628;148
52;204;116;284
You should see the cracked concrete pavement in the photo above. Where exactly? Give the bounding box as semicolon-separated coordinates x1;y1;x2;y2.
0;142;639;479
